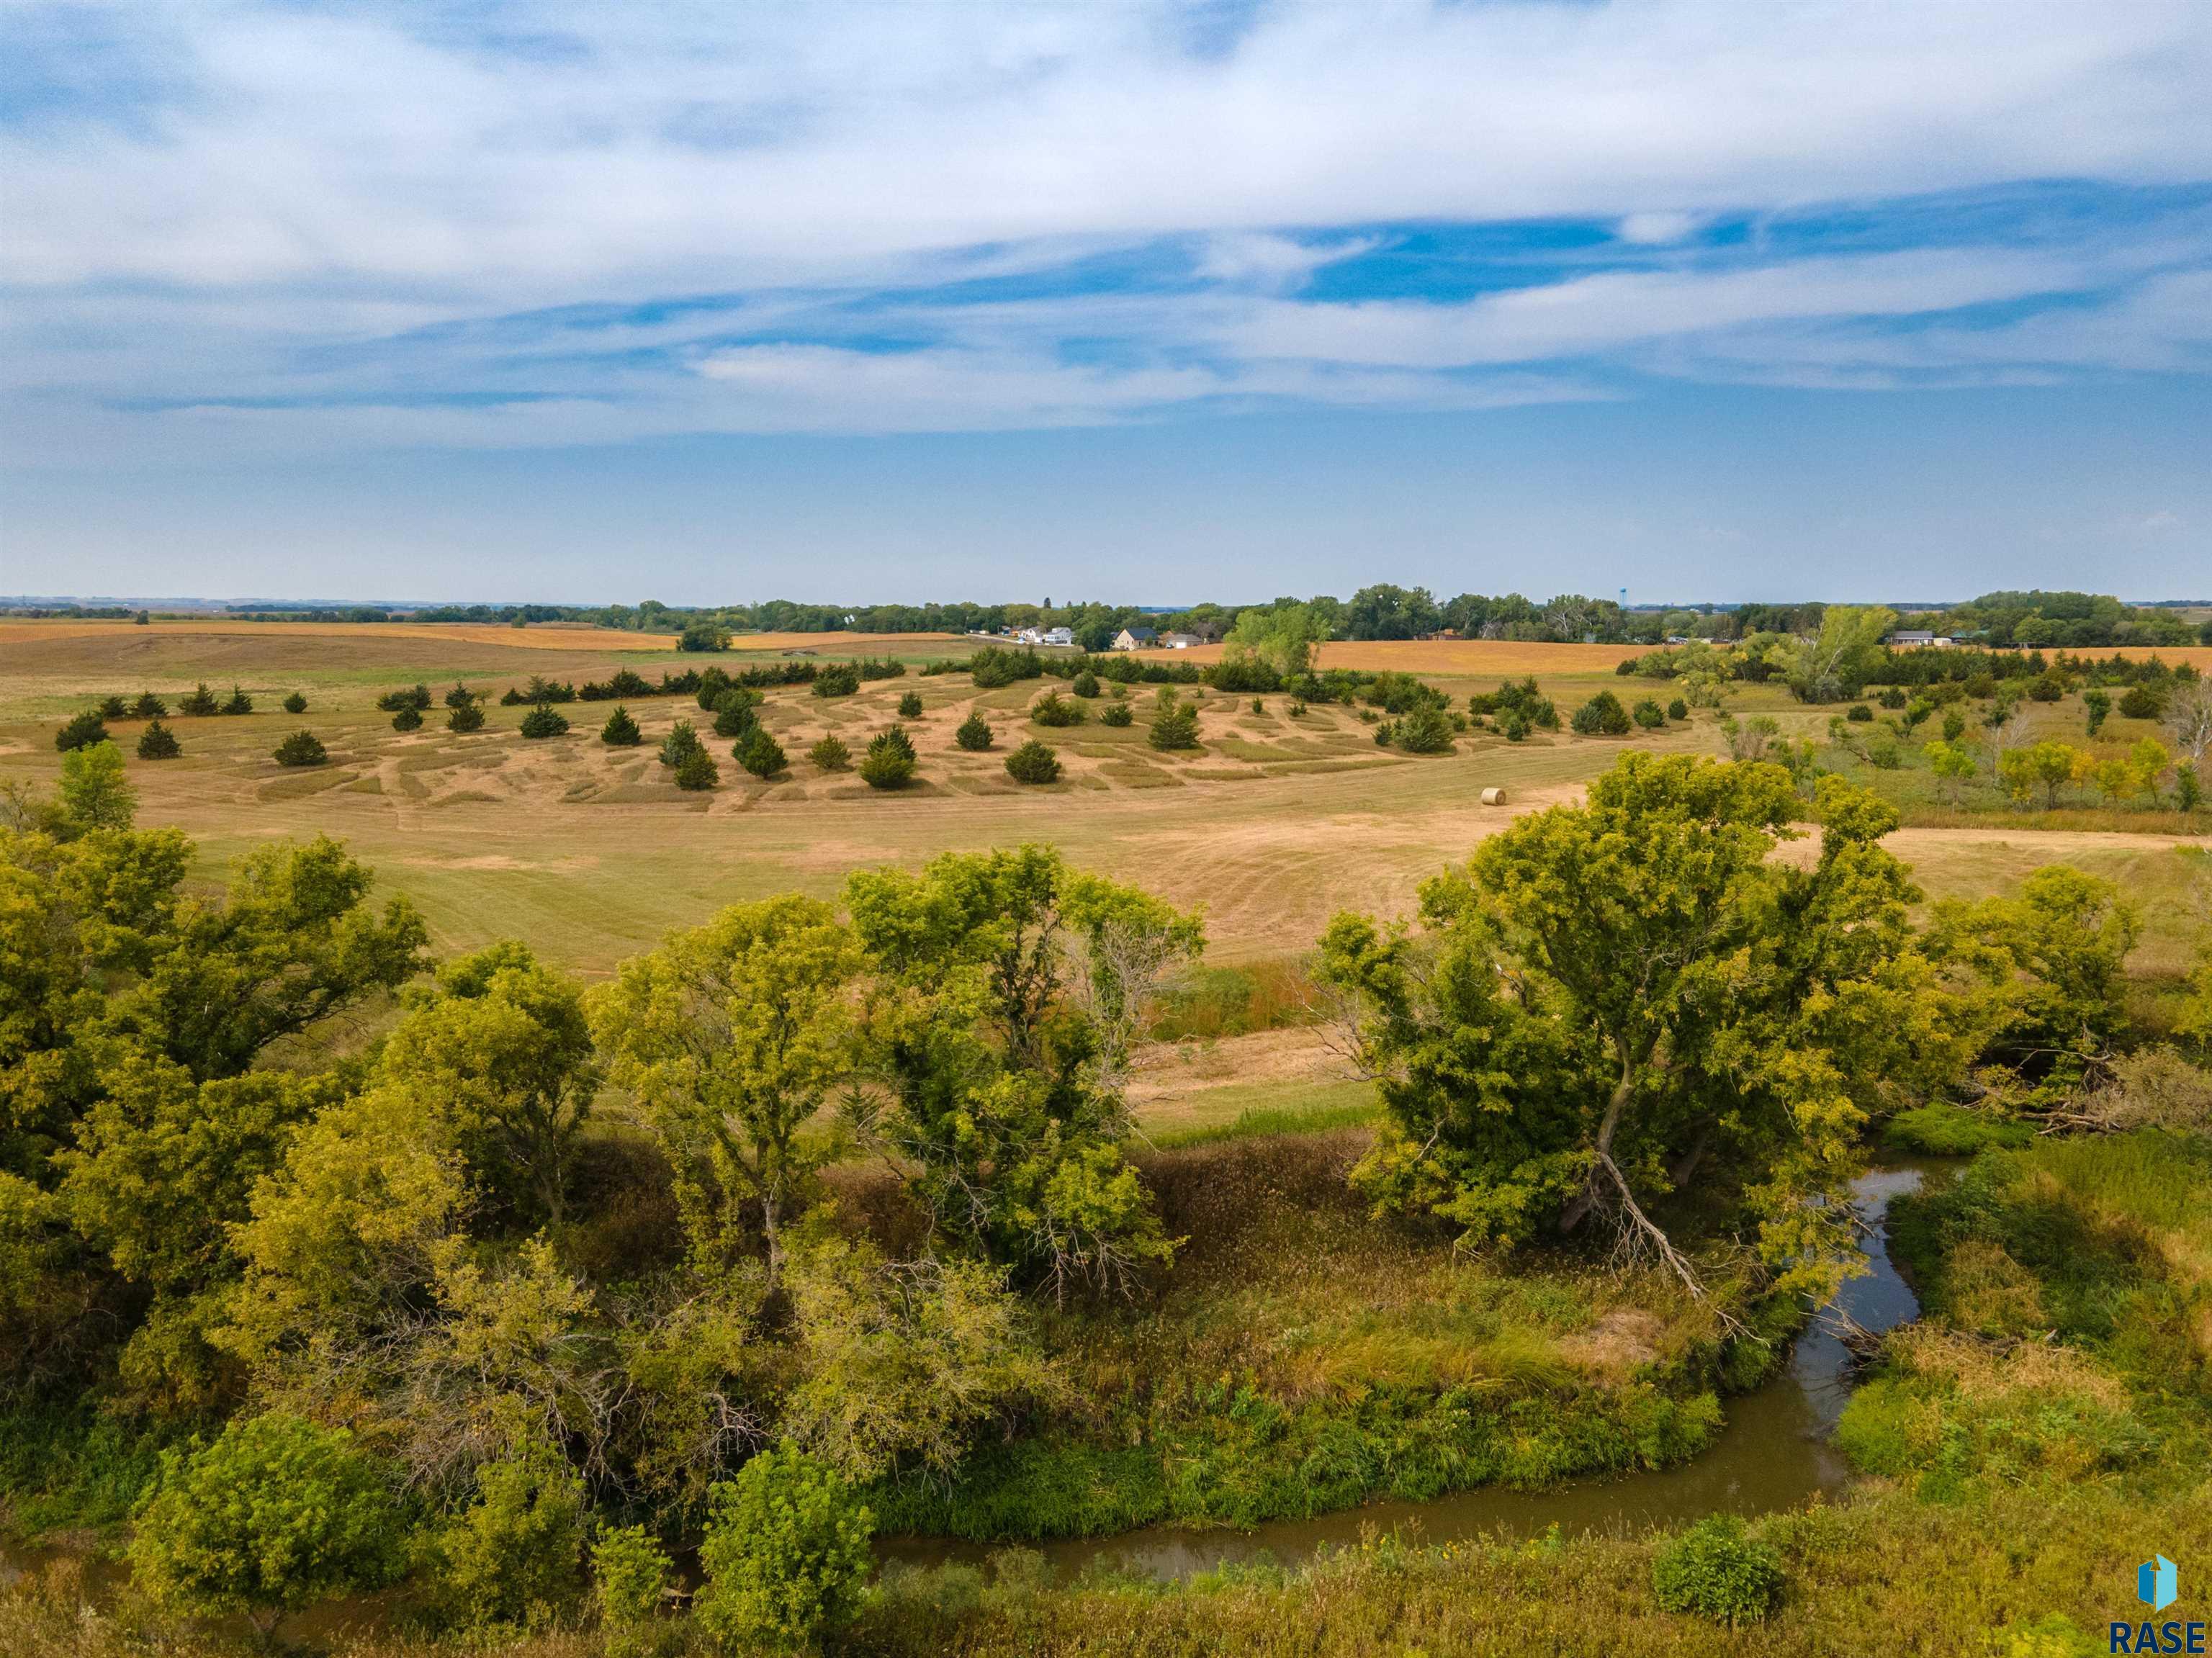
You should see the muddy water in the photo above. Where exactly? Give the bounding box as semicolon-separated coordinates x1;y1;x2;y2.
881;1163;1934;1582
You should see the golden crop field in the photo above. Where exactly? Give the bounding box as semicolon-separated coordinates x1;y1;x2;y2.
1135;639;1647;676
4;623;2204;991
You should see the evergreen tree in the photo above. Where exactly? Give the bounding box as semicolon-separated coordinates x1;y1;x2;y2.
1004;740;1061;783
673;746;719;790
222;685;253;716
659;719;703;767
179;682;220;716
736;725;788;778
392;705;424;732
282;692;308;714
273;731;328;767
138;720;182;759
55;710;109;752
1147;689;1200;751
521;704;570;739
600;706;642;746
897;690;924;718
810;734;851;772
447;702;485;734
1071;670;1101;698
132;691;168;718
444;682;477;709
955;711;995;751
859;725;918;789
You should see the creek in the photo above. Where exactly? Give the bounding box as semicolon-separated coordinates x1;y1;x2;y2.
880;1162;1935;1583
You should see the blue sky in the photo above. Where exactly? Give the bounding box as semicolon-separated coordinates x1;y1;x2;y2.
3;1;2208;604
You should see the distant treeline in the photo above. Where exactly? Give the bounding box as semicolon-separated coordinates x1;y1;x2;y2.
10;586;2207;649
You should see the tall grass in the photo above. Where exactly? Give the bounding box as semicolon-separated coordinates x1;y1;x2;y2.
1143;959;1320;1042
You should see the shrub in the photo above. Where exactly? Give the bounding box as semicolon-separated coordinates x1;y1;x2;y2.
955;711;994;751
128;1413;400;1643
273;730;328;767
137;720;182;760
660;720;704;767
810;734;851;772
860;725;918;789
675;747;720;790
1845;703;1874;722
447;702;485;734
1393;703;1455;754
375;682;431;713
1031;690;1084;726
1004;740;1061;784
2083;689;2112;735
392;706;424;732
897;691;924;718
592;1525;671;1655
1148;689;1201;751
1570;690;1632;736
1288;698;1306;717
55;710;109;752
1881;685;1914;708
436;1444;588;1632
179;682;221;716
282;691;308;714
712;701;757;740
601;706;642;746
1632;698;1665;729
812;664;861;699
131;690;168;718
444;682;477;709
967;645;1044;688
1650;1515;1784;1626
1667;698;1689;721
737;726;788;779
98;693;128;718
1071;670;1101;698
1500;710;1529;742
2119;685;2162;720
1881;1101;2031;1156
694;1448;872;1655
521;703;570;739
1100;703;1133;729
221;685;253;715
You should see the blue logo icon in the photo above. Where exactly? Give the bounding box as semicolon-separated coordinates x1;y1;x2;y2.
2139;1555;2178;1613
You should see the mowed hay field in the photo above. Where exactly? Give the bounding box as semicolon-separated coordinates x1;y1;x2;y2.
3;621;2206;992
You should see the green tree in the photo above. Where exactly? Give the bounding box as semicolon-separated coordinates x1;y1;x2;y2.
693;1448;872;1654
282;691;308;714
601;705;642;746
58;741;136;831
811;664;860;698
1666;698;1689;721
1997;740;2080;808
660;719;703;767
1925;739;1977;803
179;682;221;716
447;702;485;734
128;1413;401;1644
1004;739;1061;783
392;705;425;732
1632;698;1665;729
592;1525;672;1654
1030;690;1083;726
955;711;994;751
809;734;850;772
675;747;719;790
844;847;1195;1297
778;1233;1056;1482
1318;757;1966;1305
712;687;762;739
1146;688;1200;752
132;691;168;718
137;719;183;760
445;682;477;709
896;690;924;718
1393;703;1455;754
1070;670;1100;698
859;726;918;789
221;685;254;716
593;895;862;1286
520;703;570;739
1570;690;1632;735
55;710;109;752
435;1440;588;1631
1775;605;1897;703
379;942;597;1226
1223;600;1326;676
1100;702;1133;729
272;729;328;766
679;621;730;652
737;725;788;779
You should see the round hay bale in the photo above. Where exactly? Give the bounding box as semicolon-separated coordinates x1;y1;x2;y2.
1480;786;1507;806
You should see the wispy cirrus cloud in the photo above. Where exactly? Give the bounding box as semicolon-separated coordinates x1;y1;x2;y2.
3;0;2211;461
